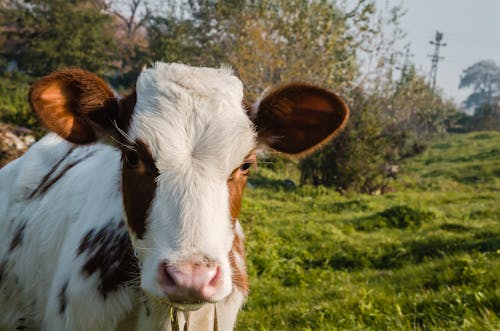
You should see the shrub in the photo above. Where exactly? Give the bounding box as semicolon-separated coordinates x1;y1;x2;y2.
356;205;435;231
299;89;396;194
377;205;435;228
0;72;40;130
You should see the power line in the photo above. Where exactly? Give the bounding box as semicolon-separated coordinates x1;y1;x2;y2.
428;31;447;91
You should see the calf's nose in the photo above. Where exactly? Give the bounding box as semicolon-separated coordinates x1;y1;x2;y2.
158;261;221;303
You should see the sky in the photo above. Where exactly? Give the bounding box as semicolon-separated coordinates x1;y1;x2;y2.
373;0;500;108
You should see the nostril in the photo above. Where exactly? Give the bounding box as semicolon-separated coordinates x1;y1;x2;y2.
208;265;221;287
160;263;176;287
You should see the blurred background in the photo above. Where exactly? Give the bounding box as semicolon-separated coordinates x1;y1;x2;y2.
0;0;498;330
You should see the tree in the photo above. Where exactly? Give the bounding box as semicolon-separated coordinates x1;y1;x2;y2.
144;0;378;99
1;0;118;77
300;58;460;193
103;0;153;88
228;0;362;99
459;60;500;114
300;87;391;193
390;66;459;146
146;13;203;66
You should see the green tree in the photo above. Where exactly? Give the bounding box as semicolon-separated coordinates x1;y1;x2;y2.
459;60;500;130
146;0;247;68
459;60;500;113
228;0;357;99
0;71;37;129
1;0;118;77
103;0;152;88
300;60;460;192
300;88;391;193
144;0;377;98
389;66;459;152
146;14;202;66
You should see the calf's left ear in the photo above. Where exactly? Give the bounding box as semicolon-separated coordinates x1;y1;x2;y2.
250;83;349;156
29;69;120;144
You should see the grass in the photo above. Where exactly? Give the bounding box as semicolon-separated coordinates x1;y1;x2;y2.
236;132;500;330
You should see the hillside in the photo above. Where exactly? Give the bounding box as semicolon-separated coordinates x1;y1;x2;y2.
237;132;500;330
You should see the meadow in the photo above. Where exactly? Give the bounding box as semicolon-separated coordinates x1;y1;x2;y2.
237;132;500;330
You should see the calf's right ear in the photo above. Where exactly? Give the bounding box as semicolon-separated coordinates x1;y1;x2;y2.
29;69;120;144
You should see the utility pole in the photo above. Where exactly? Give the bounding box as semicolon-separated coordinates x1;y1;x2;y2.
428;31;446;92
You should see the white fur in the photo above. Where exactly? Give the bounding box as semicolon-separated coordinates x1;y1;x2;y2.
0;63;255;330
130;63;255;302
0;136;131;330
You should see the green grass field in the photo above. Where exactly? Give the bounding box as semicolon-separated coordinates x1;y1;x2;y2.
236;132;500;330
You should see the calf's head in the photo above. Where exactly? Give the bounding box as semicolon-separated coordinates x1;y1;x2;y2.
29;63;349;308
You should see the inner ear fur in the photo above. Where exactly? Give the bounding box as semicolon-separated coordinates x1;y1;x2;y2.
252;83;350;156
29;69;119;144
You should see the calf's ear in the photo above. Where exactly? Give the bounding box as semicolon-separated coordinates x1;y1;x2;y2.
29;69;120;144
251;83;349;156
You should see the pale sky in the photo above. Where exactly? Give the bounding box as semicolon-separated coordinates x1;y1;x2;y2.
374;0;500;108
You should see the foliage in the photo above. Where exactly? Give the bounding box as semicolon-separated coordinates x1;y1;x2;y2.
223;0;366;100
459;60;500;112
299;65;461;193
463;103;500;131
391;66;459;140
300;88;391;193
239;132;500;330
458;60;500;131
144;0;375;99
146;14;203;66
377;204;434;227
105;0;152;86
1;0;118;77
0;72;38;129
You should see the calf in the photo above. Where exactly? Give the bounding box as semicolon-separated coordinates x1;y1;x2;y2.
0;63;348;330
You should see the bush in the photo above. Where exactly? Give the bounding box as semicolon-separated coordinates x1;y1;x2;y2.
299;70;461;193
0;72;40;130
375;205;435;228
355;205;435;231
300;89;397;193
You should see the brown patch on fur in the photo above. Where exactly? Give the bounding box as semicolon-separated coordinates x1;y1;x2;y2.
116;90;158;239
252;83;349;156
9;221;27;252
29;146;75;199
229;229;248;296
227;153;256;220
58;280;69;315
226;154;254;296
77;220;139;298
118;90;137;133
29;148;95;199
29;69;119;144
0;259;6;284
40;151;96;195
121;140;159;239
227;173;247;221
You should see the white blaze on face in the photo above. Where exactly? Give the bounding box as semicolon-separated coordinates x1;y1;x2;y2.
127;63;255;301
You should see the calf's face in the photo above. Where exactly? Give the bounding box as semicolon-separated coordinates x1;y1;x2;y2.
120;65;255;305
29;63;349;308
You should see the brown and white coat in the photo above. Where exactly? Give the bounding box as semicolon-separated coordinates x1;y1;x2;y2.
0;63;349;330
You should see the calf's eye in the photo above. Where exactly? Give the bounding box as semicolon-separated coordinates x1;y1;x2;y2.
124;150;140;167
240;162;252;172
